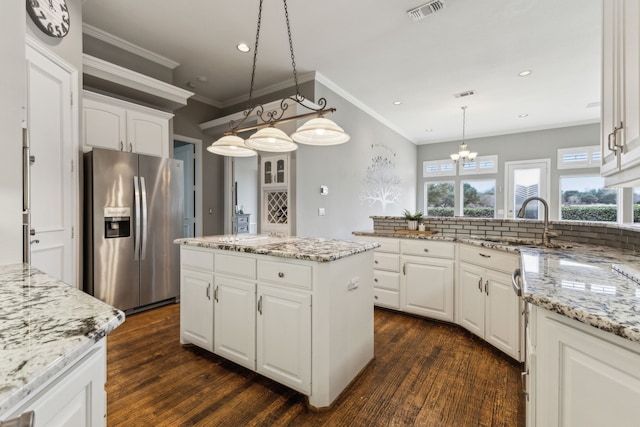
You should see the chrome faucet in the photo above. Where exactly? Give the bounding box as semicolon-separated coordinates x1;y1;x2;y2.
517;197;554;245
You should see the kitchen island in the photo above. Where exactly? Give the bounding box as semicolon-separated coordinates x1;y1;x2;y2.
175;235;379;409
0;263;125;425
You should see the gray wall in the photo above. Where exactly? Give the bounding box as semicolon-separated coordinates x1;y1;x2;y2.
0;1;26;264
173;99;226;236
295;81;417;240
417;123;601;221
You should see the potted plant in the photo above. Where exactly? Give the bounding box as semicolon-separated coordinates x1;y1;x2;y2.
402;209;423;231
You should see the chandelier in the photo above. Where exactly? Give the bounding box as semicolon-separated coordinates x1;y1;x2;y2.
450;106;477;163
207;0;350;157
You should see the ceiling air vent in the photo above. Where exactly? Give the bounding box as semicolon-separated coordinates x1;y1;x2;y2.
407;0;445;21
454;90;476;98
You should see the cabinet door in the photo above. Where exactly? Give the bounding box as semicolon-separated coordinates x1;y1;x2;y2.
484;270;521;360
214;277;256;370
457;262;485;337
619;0;640;170
126;110;168;157
275;157;287;185
83;98;126;151
263;159;273;185
256;284;311;395
401;256;454;322
180;269;214;351
537;311;640;427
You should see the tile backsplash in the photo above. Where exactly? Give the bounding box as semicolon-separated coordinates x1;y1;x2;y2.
370;216;640;252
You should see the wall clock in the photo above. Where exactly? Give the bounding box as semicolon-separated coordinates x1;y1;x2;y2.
26;0;71;38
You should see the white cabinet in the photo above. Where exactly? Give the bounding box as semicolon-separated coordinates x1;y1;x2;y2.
3;341;107;427
257;283;311;395
356;236;401;309
214;276;256;370
529;305;640;427
83;91;173;158
260;153;295;235
180;247;214;351
401;240;454;322
262;155;288;187
457;245;522;361
601;0;640;186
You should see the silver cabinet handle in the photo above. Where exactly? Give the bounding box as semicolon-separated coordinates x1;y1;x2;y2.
129;142;133;152
402;263;406;275
30;239;39;245
30;228;36;236
485;280;489;296
477;277;482;292
511;268;522;296
257;295;263;314
608;130;617;152
374;295;379;300
206;283;211;300
423;248;429;252
374;278;378;282
120;141;123;151
278;272;284;278
214;285;219;302
521;370;529;397
479;253;491;258
374;260;379;264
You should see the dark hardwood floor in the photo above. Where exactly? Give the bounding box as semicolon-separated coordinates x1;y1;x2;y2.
106;303;525;427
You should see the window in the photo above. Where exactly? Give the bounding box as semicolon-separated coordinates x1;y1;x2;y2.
458;155;498;175
423;159;456;177
462;180;495;218
557;146;601;169
634;187;640;223
424;181;454;217
560;176;617;222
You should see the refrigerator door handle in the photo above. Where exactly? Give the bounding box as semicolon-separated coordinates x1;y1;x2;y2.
140;176;148;260
133;175;141;261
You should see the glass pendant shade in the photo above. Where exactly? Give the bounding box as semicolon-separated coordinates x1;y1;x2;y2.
207;135;257;157
245;126;298;152
450;153;460;161
291;117;350;145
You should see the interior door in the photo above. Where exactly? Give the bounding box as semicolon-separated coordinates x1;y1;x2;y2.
26;42;75;285
505;160;550;219
174;143;195;237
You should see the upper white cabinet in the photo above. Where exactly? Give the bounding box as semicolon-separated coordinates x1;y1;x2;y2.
83;91;173;158
601;0;640;186
260;153;295;235
262;155;288;187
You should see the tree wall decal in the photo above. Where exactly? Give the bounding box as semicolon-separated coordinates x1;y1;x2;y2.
359;145;401;213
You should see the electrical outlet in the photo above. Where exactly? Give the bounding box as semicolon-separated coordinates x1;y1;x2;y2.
318;208;325;216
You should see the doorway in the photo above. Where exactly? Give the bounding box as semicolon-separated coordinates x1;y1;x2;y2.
173;135;203;237
505;159;550;219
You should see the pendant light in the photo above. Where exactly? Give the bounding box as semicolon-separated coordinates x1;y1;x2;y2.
450;106;477;163
208;0;349;157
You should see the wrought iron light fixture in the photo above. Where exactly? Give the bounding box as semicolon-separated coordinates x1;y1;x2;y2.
207;0;350;157
450;106;477;163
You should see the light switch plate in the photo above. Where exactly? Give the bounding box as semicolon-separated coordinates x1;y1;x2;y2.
318;208;326;216
320;185;328;195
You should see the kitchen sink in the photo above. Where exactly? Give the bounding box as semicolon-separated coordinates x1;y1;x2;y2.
470;236;573;249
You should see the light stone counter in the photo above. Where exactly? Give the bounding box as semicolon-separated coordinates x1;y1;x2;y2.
353;230;640;344
0;264;125;415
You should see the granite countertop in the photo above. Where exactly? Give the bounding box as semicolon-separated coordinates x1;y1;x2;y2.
354;230;640;344
0;264;125;415
175;235;380;262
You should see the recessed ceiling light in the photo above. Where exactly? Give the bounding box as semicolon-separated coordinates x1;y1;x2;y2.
393;101;402;105
518;70;532;77
237;43;250;53
425;128;433;132
518;113;528;118
196;76;208;83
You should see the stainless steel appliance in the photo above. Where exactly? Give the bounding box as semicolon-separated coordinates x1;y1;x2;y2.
84;148;184;312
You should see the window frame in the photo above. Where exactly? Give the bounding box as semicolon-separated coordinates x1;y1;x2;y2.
423;159;456;178
458;155;498;175
460;178;497;219
558;173;620;222
557;145;601;169
424;180;456;217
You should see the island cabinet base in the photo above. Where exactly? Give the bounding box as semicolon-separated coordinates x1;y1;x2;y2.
2;340;107;427
179;245;375;409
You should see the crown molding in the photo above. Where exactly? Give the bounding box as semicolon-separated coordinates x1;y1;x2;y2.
220;71;317;109
82;23;180;70
191;94;223;109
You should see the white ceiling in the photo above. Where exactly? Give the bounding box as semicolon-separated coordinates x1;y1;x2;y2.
82;0;601;145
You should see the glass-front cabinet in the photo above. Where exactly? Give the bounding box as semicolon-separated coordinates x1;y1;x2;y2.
262;155;287;187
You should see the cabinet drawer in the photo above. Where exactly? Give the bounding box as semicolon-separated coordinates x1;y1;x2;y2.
237;215;249;225
374;252;400;272
459;244;518;273
374;270;400;291
355;236;399;253
258;260;312;290
181;247;214;272
374;288;400;309
237;224;249;233
401;240;454;259
216;253;256;279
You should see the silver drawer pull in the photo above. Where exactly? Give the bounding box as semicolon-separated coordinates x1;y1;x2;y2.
479;253;491;258
278;272;285;278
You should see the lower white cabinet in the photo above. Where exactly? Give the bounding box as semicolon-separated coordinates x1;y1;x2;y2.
257;283;311;395
3;340;107;427
213;276;256;370
180;247;214;352
458;246;522;361
402;255;454;322
529;305;640;427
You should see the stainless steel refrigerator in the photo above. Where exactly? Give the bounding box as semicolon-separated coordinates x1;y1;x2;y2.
84;148;184;312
